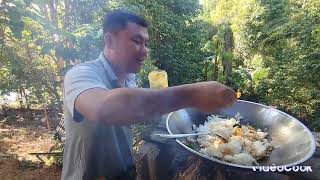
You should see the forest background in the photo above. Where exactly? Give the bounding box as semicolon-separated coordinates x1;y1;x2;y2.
1;0;319;133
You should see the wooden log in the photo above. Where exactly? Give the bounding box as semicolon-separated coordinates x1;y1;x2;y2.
29;152;63;156
172;157;202;180
136;142;160;180
312;132;320;147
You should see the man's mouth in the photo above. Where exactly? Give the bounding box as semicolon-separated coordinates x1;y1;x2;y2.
137;59;145;65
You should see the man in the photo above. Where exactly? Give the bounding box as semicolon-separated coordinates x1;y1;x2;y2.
61;10;236;180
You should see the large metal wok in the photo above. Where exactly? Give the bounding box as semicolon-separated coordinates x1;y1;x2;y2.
166;100;316;169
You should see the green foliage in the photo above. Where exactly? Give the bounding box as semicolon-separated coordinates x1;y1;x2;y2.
116;0;212;85
0;0;108;110
1;0;320;131
251;67;270;102
242;0;320;130
229;68;255;100
203;0;320;131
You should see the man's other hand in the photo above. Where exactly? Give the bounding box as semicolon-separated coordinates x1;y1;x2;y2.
188;81;236;112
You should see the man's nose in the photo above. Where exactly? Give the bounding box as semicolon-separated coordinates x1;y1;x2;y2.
140;45;149;58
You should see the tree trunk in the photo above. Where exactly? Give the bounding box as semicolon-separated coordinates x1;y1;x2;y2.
40;3;50;21
1;105;8;117
20;85;34;120
213;55;218;81
204;61;208;81
50;81;63;111
18;89;24;109
43;103;52;130
21;86;30;110
49;0;58;27
63;0;71;29
222;26;233;86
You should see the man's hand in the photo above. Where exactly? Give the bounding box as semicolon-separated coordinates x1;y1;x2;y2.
188;81;236;112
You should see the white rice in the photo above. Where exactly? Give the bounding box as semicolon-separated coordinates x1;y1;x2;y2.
191;114;272;166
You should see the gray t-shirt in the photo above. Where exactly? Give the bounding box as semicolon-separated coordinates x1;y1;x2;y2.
61;53;137;180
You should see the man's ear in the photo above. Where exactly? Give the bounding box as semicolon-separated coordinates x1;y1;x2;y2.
104;33;113;48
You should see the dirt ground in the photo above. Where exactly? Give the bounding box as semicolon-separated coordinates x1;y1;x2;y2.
0;109;62;180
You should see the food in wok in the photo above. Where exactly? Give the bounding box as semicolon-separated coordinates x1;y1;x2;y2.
167;101;316;169
184;113;274;166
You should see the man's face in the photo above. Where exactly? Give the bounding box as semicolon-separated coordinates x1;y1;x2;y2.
107;22;149;73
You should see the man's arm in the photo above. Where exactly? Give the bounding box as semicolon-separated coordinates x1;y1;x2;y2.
75;81;236;125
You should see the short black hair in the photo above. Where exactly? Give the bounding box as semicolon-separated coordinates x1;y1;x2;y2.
103;10;148;34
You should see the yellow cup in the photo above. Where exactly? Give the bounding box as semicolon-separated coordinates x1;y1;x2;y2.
236;90;241;99
148;70;168;89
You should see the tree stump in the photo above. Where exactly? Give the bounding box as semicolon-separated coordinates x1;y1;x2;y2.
136;142;160;180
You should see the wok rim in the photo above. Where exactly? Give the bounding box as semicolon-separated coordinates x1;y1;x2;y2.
165;100;316;169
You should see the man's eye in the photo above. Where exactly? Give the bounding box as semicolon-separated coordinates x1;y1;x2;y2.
132;39;142;45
